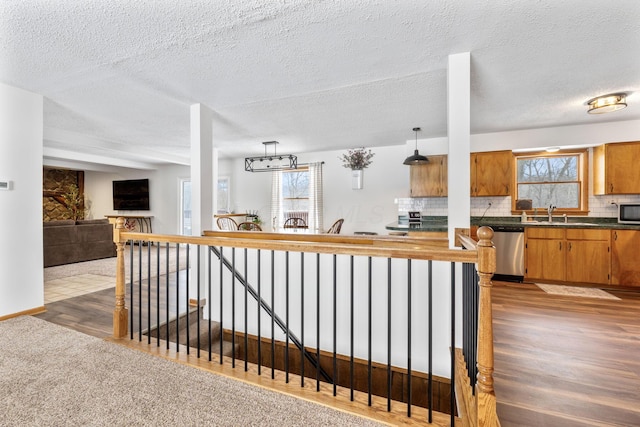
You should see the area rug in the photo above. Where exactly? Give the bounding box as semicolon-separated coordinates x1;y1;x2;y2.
536;283;620;300
0;316;383;427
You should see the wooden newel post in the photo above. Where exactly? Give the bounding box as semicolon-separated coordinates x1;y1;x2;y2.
113;217;128;339
475;226;498;427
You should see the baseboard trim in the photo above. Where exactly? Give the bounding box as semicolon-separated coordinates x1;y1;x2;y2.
0;306;47;321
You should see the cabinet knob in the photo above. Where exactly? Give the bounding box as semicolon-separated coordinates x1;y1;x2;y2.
610;183;614;192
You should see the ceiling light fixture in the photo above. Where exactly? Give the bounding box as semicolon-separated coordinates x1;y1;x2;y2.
245;141;298;172
403;127;429;165
587;93;627;114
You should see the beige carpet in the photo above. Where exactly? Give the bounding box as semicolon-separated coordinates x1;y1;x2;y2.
0;316;383;427
536;283;621;300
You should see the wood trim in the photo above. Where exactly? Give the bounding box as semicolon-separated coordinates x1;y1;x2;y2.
0;306;46;321
118;230;477;263
454;348;476;427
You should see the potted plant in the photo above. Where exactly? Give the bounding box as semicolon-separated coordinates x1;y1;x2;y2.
339;147;374;189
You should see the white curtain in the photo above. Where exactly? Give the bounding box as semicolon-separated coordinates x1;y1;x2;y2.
270;171;282;232
308;162;324;233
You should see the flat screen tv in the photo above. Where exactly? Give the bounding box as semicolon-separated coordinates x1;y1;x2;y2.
113;178;150;211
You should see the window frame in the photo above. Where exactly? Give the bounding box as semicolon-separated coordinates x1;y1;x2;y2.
511;149;589;216
281;166;310;211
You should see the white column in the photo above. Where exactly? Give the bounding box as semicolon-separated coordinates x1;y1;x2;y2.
447;52;471;246
190;103;216;305
0;83;44;317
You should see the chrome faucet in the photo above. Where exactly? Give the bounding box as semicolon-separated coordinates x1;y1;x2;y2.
547;205;556;222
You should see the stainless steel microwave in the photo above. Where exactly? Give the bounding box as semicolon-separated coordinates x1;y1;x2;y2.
618;204;640;224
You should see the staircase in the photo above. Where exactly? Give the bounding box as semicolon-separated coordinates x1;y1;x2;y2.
144;306;236;357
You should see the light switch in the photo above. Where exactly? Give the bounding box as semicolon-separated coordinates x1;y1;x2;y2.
0;180;13;190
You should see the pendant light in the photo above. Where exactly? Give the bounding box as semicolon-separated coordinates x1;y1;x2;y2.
403;127;429;165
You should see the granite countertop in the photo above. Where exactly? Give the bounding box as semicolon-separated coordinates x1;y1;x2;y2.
386;216;640;232
386;216;448;232
473;216;640;230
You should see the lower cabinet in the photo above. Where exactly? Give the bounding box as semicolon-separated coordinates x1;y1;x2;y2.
611;229;640;287
525;227;611;285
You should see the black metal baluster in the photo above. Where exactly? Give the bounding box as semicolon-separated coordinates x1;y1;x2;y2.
208;247;212;361
387;257;392;412
316;252;321;392
176;243;180;352
231;248;236;368
147;241;151;345
368;256;372;406
285;251;290;383
332;254;337;397
271;250;275;380
185;244;190;355
129;240;133;339
165;242;170;349
450;262;456;427
197;247;201;358
244;248;248;372
350;255;354;401
428;259;433;423
300;252;305;387
219;246;223;364
156;242;160;347
257;249;262;376
138;241;142;341
407;259;412;417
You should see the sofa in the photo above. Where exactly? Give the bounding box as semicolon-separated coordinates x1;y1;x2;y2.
43;219;117;267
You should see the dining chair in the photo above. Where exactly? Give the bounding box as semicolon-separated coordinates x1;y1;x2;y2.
238;222;262;231
216;217;238;231
283;217;307;228
326;218;344;234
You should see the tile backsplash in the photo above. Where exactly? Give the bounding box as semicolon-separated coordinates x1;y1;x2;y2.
397;194;640;218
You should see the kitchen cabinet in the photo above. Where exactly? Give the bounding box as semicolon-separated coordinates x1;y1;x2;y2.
611;229;640;287
410;155;447;197
525;228;565;282
593;141;640;195
565;229;610;285
525;227;610;285
470;150;513;197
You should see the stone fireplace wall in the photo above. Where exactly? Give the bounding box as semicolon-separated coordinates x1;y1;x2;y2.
43;168;85;222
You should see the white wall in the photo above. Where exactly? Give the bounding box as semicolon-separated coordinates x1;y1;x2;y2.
0;83;44;318
227;145;409;235
84;164;190;235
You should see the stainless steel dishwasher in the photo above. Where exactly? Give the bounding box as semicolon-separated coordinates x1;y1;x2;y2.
490;224;525;282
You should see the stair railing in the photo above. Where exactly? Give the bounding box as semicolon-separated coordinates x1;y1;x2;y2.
112;219;497;426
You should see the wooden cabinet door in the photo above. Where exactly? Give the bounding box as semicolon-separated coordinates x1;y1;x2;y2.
409;155;447;197
611;230;640;286
525;237;565;282
471;151;513;197
565;240;610;285
594;141;640;194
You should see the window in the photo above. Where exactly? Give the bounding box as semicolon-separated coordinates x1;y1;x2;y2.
180;179;191;235
282;169;309;220
271;162;324;231
513;150;588;214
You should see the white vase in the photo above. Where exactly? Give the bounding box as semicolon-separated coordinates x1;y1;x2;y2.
351;169;363;190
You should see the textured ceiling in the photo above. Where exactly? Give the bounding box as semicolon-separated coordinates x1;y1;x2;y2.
1;0;639;167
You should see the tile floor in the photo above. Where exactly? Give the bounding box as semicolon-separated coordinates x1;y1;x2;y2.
44;274;115;304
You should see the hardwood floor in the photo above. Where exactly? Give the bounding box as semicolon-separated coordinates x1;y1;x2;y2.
36;275;640;426
492;282;640;427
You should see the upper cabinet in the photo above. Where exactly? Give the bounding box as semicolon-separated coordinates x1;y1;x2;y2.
593;141;640;195
410;155;447;197
470;150;513;197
